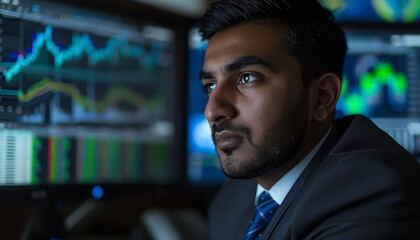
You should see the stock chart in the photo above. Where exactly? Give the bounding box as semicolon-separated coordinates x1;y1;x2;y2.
0;1;175;186
337;57;409;117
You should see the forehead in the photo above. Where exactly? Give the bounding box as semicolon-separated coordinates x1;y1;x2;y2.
203;23;288;70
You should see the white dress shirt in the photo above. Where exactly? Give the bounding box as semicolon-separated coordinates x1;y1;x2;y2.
255;126;332;205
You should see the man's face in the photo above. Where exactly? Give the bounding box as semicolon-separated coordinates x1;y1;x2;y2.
200;23;310;179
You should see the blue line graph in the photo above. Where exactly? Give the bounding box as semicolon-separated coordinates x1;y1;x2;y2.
3;25;164;82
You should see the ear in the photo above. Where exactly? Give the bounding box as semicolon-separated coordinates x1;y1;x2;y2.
310;73;341;122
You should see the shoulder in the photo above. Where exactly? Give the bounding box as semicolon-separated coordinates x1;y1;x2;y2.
289;146;420;239
283;116;420;238
325;115;420;193
321;114;420;192
316;149;420;198
209;178;256;215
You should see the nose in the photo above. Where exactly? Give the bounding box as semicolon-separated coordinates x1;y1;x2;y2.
204;83;236;123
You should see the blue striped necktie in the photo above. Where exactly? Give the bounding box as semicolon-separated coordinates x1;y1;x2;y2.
244;191;279;240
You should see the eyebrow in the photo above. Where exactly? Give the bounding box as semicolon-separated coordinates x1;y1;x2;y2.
199;70;214;80
199;55;275;81
225;55;275;72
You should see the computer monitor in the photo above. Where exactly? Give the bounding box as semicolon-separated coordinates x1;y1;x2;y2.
319;0;420;23
0;0;181;199
338;28;420;155
337;30;419;118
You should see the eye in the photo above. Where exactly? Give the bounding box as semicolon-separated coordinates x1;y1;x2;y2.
203;82;216;94
238;73;259;84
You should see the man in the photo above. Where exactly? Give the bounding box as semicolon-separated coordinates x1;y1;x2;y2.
198;0;420;239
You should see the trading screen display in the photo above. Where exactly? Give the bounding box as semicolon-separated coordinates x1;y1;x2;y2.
336;31;420;118
0;0;176;186
187;27;420;184
319;0;420;23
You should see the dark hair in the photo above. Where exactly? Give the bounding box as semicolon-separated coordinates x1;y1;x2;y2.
199;0;348;83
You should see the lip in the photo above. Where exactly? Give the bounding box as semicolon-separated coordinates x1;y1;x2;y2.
215;131;244;149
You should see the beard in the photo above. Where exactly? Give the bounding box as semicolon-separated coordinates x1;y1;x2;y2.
211;89;309;179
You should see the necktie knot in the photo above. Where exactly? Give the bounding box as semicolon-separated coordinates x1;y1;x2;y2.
244;191;279;240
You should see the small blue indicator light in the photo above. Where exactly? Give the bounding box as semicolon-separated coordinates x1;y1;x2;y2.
32;4;40;12
92;185;104;200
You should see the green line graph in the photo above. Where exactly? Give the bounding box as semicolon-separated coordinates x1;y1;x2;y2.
18;77;163;112
4;25;163;82
337;61;408;116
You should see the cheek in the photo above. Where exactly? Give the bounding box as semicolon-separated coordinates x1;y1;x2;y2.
238;91;288;143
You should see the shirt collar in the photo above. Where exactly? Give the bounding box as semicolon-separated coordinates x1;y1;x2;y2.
256;126;332;205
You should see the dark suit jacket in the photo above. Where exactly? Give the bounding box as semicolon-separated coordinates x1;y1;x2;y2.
208;115;420;240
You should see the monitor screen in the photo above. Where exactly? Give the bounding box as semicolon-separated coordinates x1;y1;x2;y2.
0;0;177;188
336;30;420;118
319;0;420;23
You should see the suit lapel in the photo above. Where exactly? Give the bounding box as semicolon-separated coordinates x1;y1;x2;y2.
235;196;257;240
229;179;258;240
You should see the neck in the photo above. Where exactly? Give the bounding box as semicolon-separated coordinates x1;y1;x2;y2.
256;120;332;190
